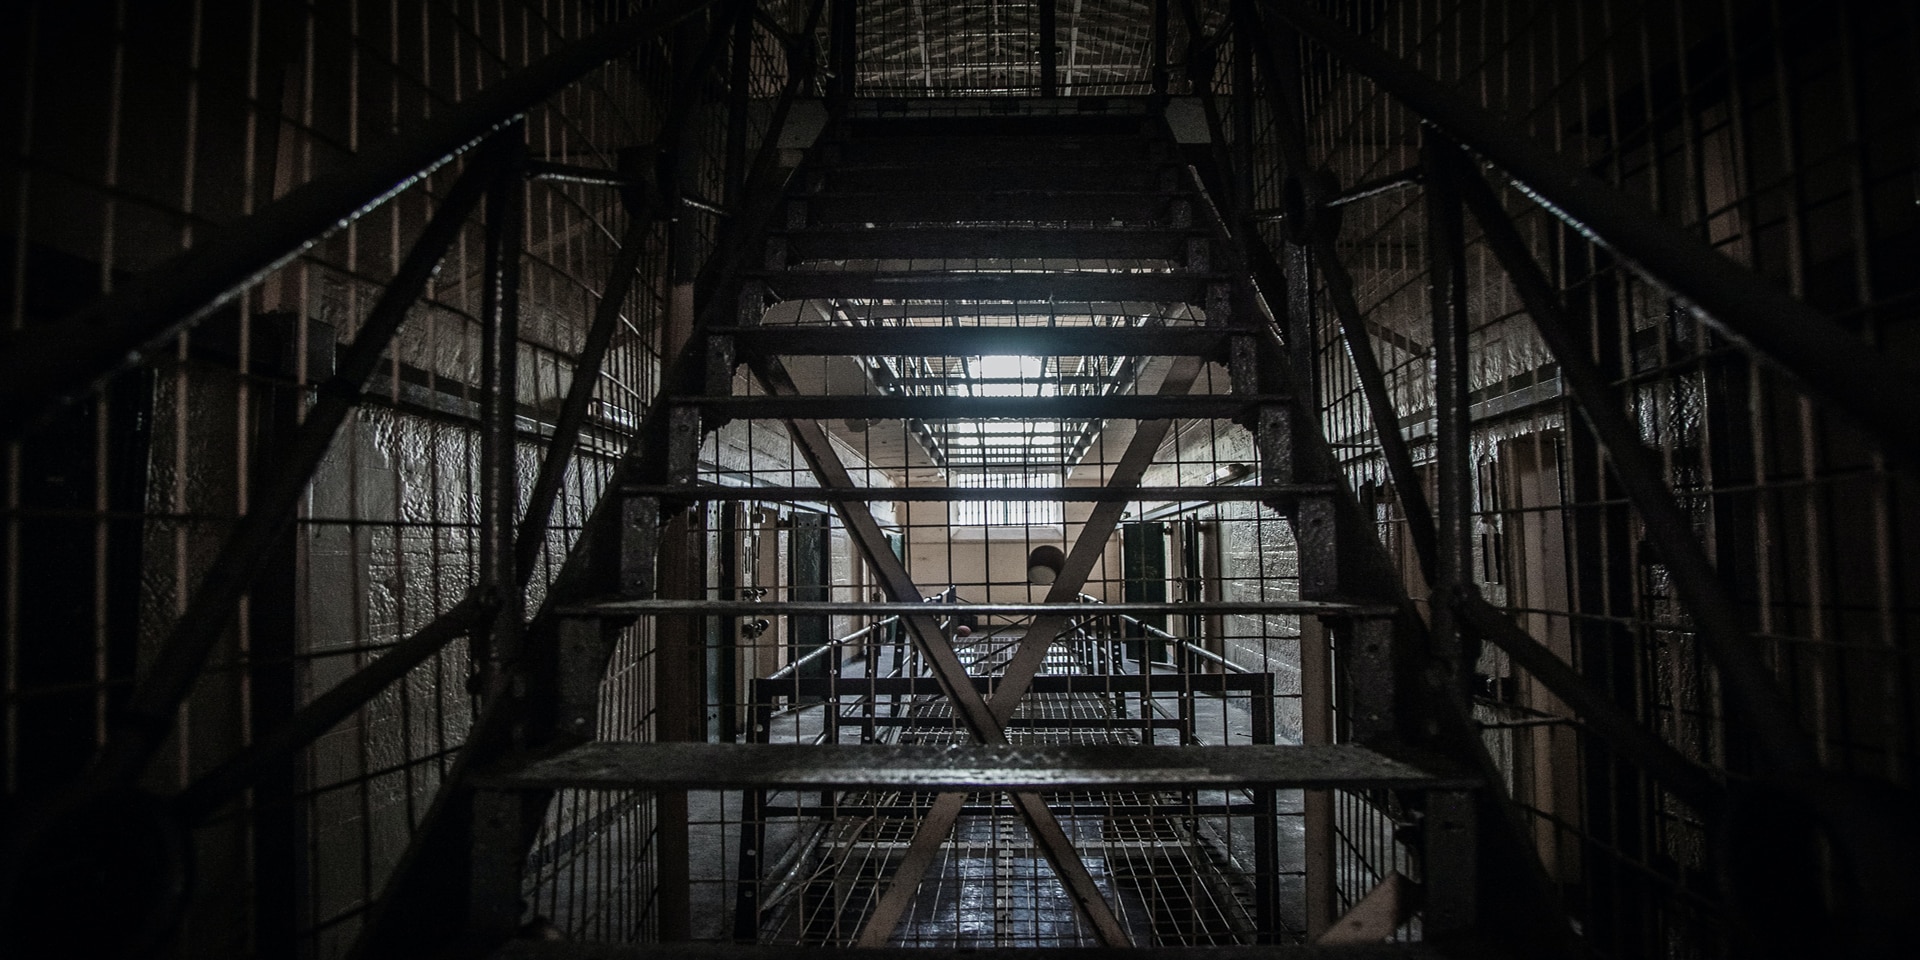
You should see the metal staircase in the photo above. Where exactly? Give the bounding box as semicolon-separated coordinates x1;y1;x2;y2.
11;3;1909;958
445;108;1486;955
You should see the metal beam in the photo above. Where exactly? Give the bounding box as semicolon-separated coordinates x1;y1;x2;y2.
1451;593;1723;813
0;0;718;440
1039;0;1060;96
680;393;1279;421
1422;131;1474;694
476;130;528;689
174;592;497;822
721;324;1232;357
349;4;830;948
780;227;1196;262
1261;0;1920;457
756;671;1276;698
757;270;1217;304
620;484;1334;502
476;742;1477;792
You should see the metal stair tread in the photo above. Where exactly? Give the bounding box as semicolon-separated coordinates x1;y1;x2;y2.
474;741;1479;793
491;941;1452;958
712;324;1236;356
559;598;1397;619
617;483;1337;502
668;394;1288;421
750;270;1223;304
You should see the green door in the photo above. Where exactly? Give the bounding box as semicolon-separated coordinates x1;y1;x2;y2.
789;510;831;683
1121;521;1169;663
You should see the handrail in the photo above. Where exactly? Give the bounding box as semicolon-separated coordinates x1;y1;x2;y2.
0;0;719;441
766;615;901;683
1259;0;1920;457
1071;593;1248;674
765;586;959;684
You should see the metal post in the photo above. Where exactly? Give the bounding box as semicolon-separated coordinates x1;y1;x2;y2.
724;0;754;208
476;128;527;697
828;0;855;105
1300;614;1334;939
1251;673;1279;942
1231;0;1255;226
1423;129;1473;697
1152;0;1170;95
1040;0;1059;97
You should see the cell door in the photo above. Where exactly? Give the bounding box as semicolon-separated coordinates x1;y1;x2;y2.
788;510;831;682
1120;520;1169;664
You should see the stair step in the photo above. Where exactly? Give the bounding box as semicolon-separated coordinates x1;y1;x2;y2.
756;672;1281;700
839;113;1153;139
815;160;1180;194
799;191;1181;226
674;394;1286;422
474;742;1476;793
562;599;1396;619
780;226;1201;262
618;484;1337;503
493;940;1449;959
717;325;1232;358
753;269;1218;304
830;134;1161;165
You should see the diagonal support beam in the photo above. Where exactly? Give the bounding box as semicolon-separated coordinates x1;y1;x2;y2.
747;355;1131;947
81;145;508;791
1261;0;1920;457
1242;11;1438;587
853;354;1207;946
1450;156;1818;777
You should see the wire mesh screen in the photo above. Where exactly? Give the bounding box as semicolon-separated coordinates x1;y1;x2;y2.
1231;0;1920;955
0;0;792;955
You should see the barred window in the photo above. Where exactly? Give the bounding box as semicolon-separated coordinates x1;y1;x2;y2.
951;471;1064;526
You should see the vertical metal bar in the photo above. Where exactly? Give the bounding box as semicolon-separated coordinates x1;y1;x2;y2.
1423;129;1473;694
476;126;527;695
1241;13;1438;585
828;0;855;104
1231;0;1255;226
1422;789;1477;936
1039;0;1059;97
1251;673;1279;942
1300;615;1334;938
654;291;703;946
724;0;753;208
1152;0;1170;95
